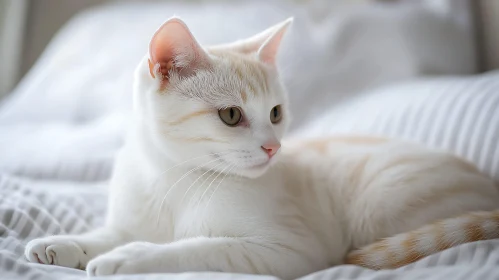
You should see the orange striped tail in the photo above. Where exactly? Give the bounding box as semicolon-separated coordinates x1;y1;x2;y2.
345;209;499;270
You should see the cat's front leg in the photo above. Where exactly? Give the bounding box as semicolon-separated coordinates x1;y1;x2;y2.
25;227;129;269
87;236;314;279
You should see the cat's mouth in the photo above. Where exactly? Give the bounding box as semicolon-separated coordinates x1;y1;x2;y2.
247;160;271;169
212;152;271;170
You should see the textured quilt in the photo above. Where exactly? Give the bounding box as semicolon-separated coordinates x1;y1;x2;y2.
2;174;499;280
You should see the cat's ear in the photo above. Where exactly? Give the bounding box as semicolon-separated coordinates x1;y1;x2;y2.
148;17;210;82
257;18;293;64
219;18;293;65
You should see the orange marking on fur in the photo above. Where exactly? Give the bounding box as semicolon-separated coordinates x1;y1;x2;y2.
370;239;389;252
247;79;258;96
368;240;392;269
183;137;227;143
161;129;227;143
344;252;365;266
241;90;248;103
345;240;389;269
434;222;452;252
490;210;499;224
488;211;499;238
148;59;156;78
329;136;388;144
230;58;258;94
310;141;329;153
350;210;499;270
301;136;388;152
234;65;245;81
165;109;213;126
389;233;421;269
464;217;485;242
246;63;262;89
292;136;389;156
381;241;399;268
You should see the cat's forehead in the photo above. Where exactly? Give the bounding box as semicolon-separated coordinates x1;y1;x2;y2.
210;50;277;98
170;49;282;109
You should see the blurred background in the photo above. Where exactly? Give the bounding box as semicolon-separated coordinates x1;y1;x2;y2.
1;0;499;98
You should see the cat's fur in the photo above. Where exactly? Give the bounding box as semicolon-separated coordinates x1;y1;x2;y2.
346;209;499;269
25;17;499;279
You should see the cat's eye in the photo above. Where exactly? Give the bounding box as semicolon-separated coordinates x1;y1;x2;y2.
219;107;242;126
270;105;282;124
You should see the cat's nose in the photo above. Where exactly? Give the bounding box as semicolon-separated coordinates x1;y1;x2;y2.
261;142;281;158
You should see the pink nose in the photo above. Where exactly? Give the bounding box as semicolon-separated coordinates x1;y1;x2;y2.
261;143;281;158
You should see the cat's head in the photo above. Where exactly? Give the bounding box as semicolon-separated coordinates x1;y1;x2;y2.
134;17;292;178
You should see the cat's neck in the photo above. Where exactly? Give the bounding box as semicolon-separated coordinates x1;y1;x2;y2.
126;120;224;184
126;121;179;175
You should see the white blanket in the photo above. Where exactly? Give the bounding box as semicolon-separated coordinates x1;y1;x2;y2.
2;174;499;280
1;1;498;279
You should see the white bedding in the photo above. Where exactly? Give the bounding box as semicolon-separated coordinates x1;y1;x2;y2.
2;172;499;280
1;1;499;279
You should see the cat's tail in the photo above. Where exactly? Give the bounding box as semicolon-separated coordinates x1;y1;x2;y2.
345;209;499;270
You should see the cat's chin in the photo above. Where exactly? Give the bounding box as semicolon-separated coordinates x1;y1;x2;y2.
235;168;268;179
233;162;272;178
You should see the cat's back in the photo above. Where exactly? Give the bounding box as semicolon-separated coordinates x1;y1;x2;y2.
281;136;483;183
280;136;499;248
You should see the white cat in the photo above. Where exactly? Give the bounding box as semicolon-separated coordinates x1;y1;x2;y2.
25;17;499;279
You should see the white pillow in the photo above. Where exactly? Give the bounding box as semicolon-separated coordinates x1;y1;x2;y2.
284;0;477;128
291;70;499;182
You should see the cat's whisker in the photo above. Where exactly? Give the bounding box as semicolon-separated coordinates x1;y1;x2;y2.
179;160;226;207
201;164;235;220
194;163;233;217
148;151;231;191
156;156;228;226
151;152;231;225
186;160;227;208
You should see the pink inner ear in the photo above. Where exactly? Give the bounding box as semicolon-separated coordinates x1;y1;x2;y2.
148;18;210;85
149;23;176;81
208;18;292;63
258;19;292;65
258;29;287;64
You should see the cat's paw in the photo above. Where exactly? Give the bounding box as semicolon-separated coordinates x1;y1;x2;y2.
25;237;87;269
87;242;164;276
